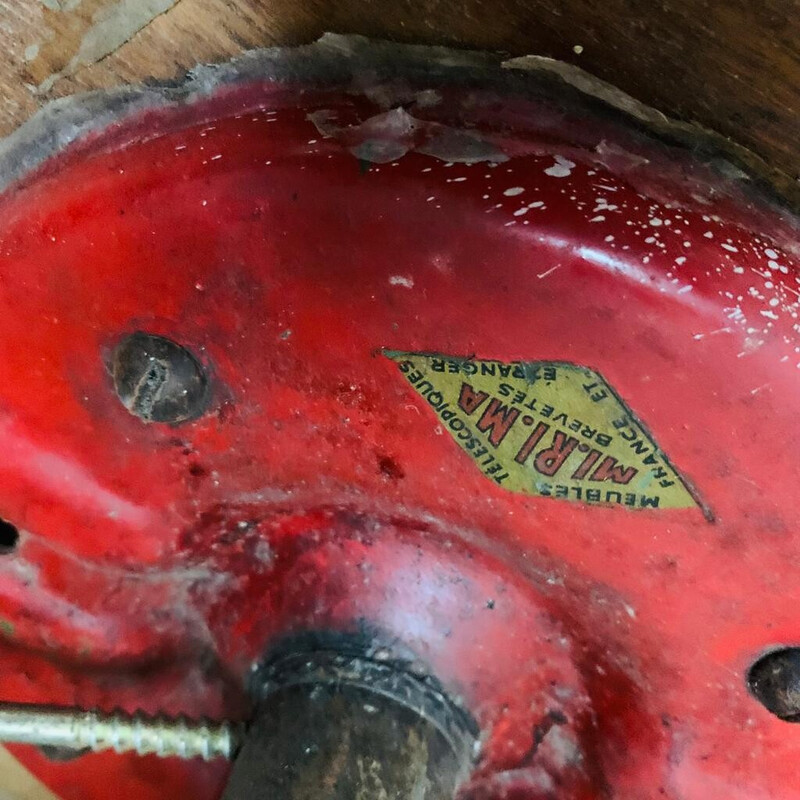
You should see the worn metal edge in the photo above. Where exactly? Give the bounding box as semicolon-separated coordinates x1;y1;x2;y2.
0;33;797;219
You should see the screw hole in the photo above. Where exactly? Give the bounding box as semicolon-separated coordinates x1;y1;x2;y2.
747;648;800;721
110;332;210;425
0;519;20;554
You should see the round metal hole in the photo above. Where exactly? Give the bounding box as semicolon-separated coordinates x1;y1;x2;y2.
747;648;800;721
0;519;20;554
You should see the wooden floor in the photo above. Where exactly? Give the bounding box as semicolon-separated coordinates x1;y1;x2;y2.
0;0;797;193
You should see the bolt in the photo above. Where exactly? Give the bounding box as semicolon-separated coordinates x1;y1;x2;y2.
0;702;241;760
110;332;210;424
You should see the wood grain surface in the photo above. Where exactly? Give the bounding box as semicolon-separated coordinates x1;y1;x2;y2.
0;746;58;800
0;0;797;187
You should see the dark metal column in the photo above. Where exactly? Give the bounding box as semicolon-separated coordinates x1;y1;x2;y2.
222;641;478;800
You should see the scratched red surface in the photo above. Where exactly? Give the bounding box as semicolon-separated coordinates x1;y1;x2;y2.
0;67;796;799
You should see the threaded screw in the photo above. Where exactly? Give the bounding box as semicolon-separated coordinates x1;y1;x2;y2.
0;703;241;761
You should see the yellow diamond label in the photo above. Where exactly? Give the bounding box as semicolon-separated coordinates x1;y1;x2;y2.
386;351;702;512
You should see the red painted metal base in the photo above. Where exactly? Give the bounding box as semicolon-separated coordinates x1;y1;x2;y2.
0;38;797;800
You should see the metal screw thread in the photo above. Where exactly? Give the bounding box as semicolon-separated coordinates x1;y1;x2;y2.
0;703;240;761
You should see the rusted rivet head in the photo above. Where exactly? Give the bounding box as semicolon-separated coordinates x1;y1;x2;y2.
110;332;209;424
747;648;800;722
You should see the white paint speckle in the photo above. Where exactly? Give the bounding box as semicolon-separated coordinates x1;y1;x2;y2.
537;265;561;279
389;276;414;288
504;187;525;196
649;218;663;227
544;155;576;178
765;248;779;259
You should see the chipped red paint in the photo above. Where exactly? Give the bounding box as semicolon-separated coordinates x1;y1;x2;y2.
0;48;797;800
